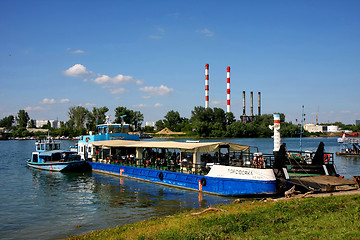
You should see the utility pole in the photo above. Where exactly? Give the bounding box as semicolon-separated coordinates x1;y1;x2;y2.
300;105;305;152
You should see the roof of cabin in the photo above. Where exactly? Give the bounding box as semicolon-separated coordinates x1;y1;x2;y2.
90;140;250;152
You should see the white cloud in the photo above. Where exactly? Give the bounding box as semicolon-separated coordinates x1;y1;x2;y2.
139;85;174;97
197;28;214;37
73;49;85;54
81;103;96;107
93;74;135;85
212;100;225;106
110;88;126;95
40;98;56;104
59;98;70;103
40;98;70;104
133;104;147;108
64;64;93;78
25;106;46;111
66;48;85;54
154;103;163;107
135;80;144;85
64;64;144;95
93;74;144;87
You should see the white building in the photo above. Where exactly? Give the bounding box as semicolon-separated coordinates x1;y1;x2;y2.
304;124;323;133
35;120;61;129
145;122;156;127
325;125;339;133
304;124;340;133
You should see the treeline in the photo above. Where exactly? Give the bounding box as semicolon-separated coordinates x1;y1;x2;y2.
0;106;143;138
3;105;357;138
154;107;301;138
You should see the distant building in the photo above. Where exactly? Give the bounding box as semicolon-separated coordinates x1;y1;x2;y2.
145;122;156;129
325;125;339;133
35;120;61;129
356;120;360;125
304;124;340;133
304;124;323;133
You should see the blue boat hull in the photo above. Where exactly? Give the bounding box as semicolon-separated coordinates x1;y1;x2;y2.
28;161;91;172
89;162;277;196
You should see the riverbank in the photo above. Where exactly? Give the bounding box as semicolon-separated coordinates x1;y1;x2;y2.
69;191;360;240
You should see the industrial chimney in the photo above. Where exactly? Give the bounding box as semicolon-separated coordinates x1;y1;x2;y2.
242;91;246;117
226;66;230;113
258;92;261;116
250;91;254;117
205;64;209;108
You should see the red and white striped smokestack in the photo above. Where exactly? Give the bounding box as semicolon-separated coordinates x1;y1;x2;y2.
227;66;230;113
205;64;209;108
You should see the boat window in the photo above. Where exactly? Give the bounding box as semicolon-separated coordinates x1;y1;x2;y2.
52;153;61;161
55;144;60;150
121;126;129;134
32;154;38;163
81;146;84;153
41;144;45;151
36;144;40;151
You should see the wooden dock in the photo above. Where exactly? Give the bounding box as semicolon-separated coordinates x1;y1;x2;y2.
289;175;358;192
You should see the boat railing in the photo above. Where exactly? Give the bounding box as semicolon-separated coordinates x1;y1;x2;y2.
343;138;360;144
286;150;334;165
91;151;275;175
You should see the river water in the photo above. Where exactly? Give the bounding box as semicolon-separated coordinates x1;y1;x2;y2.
0;137;359;239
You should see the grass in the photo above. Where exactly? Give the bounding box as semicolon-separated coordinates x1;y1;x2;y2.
68;194;360;240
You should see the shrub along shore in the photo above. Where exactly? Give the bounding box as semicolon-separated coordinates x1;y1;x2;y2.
68;191;360;240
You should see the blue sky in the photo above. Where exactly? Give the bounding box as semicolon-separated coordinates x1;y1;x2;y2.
1;0;359;125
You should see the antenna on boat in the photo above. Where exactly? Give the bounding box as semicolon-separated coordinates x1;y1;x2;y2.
120;115;126;125
300;105;305;152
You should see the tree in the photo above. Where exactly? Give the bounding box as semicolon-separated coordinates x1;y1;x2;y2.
213;108;226;125
28;119;36;128
68;106;89;130
132;111;144;131
225;112;236;125
114;107;144;131
114;107;133;124
155;120;164;130
87;106;109;131
0;115;14;129
17;110;30;128
163;110;182;131
42;120;52;129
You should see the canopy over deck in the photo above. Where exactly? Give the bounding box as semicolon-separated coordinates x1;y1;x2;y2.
91;140;250;153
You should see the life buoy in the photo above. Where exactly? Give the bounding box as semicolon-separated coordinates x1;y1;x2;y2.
85;137;89;142
324;154;331;162
200;178;206;187
159;172;164;181
254;157;263;166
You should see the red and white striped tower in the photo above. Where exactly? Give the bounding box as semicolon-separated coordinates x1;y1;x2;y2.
205;64;209;108
226;66;230;113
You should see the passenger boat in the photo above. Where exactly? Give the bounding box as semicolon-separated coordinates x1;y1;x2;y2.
27;138;91;172
77;114;352;196
86;140;278;196
77;116;139;160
